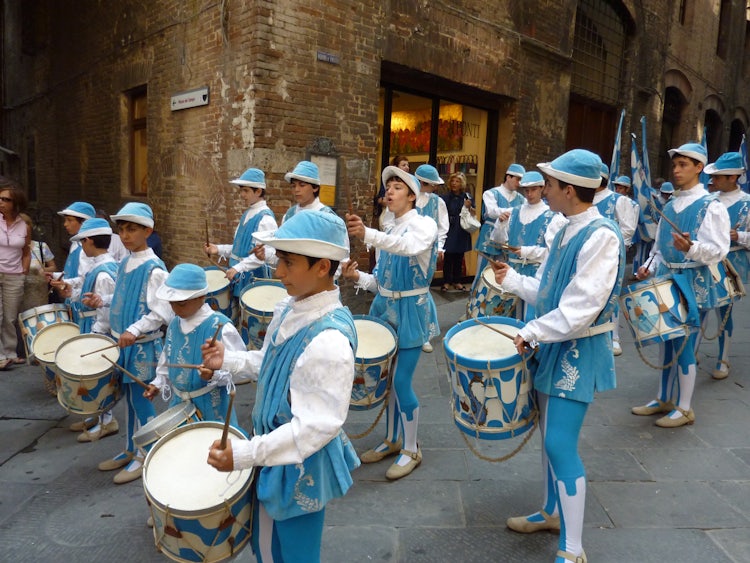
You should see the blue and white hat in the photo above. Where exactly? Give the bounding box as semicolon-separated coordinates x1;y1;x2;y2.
284;161;321;186
414;164;445;185
660;181;675;194
668;142;708;165
70;218;113;242
537;149;603;189
230;167;266;189
381;165;420;197
519;171;544;188
254;209;348;261
600;163;610;180
156;264;209;302
614;175;631;187
111;202;155;228
704;152;745;176
58;201;95;220
506;163;526;178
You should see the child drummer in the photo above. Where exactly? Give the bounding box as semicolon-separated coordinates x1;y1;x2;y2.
64;218;120;442
343;165;440;480
492;150;625;563
202;210;359;563
95;202;173;484
144;263;245;426
203;167;278;299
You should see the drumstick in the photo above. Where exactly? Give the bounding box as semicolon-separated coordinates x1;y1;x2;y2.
209;258;228;272
78;335;144;357
101;355;150;391
473;317;517;342
477;251;500;265
209;323;223;347
346;183;354;215
648;201;693;247
219;391;236;450
205;218;210;255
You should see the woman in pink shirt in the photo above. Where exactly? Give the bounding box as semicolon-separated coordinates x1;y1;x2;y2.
0;182;30;369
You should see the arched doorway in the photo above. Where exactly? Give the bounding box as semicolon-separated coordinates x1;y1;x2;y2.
658;86;688;178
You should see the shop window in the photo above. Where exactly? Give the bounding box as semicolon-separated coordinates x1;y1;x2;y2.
127;86;148;196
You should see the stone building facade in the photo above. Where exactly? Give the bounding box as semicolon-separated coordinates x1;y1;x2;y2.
1;0;748;276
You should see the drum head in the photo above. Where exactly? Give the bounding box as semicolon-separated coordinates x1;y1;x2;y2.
240;282;288;312
204;268;230;291
353;317;397;360
481;266;503;291
31;322;80;365
55;334;120;377
144;423;253;512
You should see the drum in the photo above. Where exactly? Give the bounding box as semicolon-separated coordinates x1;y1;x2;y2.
711;259;746;308
239;279;288;350
443;316;536;440
619;275;688;347
55;334;121;415
133;402;200;454
467;266;519;319
350;315;398;411
143;422;254;563
204;267;235;322
30;322;80;396
18;303;72;360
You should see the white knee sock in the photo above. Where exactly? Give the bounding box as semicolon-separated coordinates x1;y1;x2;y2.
558;476;586;556
674;364;696;414
395;407;419;467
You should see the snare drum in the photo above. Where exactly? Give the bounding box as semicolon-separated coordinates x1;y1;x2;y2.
204;267;235;323
443;316;536;440
30;322;80;396
467;266;519;319
143;422;254;563
350;316;397;411
240;280;288;350
133;402;199;454
18;303;72;360
620;275;688;347
55;334;121;415
711;259;746;308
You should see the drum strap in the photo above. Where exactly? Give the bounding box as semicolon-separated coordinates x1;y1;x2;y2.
78;310;98;318
173;383;217;400
377;286;429;299
574;321;615;339
729;246;745;252
666;261;700;269
110;330;163;343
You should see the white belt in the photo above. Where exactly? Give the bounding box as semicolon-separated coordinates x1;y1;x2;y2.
109;330;163;343
173;384;216;401
666;262;701;269
508;257;540;265
378;286;430;299
79;310;97;318
729;246;745;253
229;253;243;262
575;321;615;339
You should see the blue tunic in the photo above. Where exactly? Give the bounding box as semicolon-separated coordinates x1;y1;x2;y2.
110;256;166;383
475;188;523;255
72;260;118;334
506;207;556;278
725;194;750;283
163;311;239;426
533;218;625;403
282;203;334;223
229;207;275;296
253;306;359;521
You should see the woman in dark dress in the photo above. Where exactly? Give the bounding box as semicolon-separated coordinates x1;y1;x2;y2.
441;172;475;291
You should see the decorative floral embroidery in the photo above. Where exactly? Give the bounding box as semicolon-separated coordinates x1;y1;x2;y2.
554;343;580;393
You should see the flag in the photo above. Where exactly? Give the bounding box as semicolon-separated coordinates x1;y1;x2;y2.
608;109;626;190
631;133;657;242
640;116;652;188
699;126;710;187
739;134;749;193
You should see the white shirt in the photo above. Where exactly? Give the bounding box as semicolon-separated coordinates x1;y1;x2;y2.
355;209;438;291
222;288;355;468
491;202;567;264
717;187;750;248
482;183;522;222
61;235;129;290
381;193;449;251
593;188;638;247
151;303;246;392
216;200;278;273
502;206;621;344
119;248;174;337
645;184;730;274
70;253;117;334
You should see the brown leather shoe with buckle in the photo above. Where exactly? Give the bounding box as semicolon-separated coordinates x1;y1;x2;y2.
385;448;422;480
98;451;134;471
655;406;695;428
359;439;402;464
506;510;560;534
631;399;674;416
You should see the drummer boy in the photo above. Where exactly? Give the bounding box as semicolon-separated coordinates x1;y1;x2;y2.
203;167;278;301
144;263;245;426
95;202;174;484
202;210;359;563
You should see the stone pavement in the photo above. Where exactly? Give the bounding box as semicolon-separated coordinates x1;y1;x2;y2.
2;288;750;562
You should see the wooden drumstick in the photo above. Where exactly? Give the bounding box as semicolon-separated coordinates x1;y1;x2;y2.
101;355;150;391
477;251;500;265
648;201;693;247
209;323;223;347
209;258;228;272
474;317;517;342
79;335;144;357
205;218;210;255
219;391;236;450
